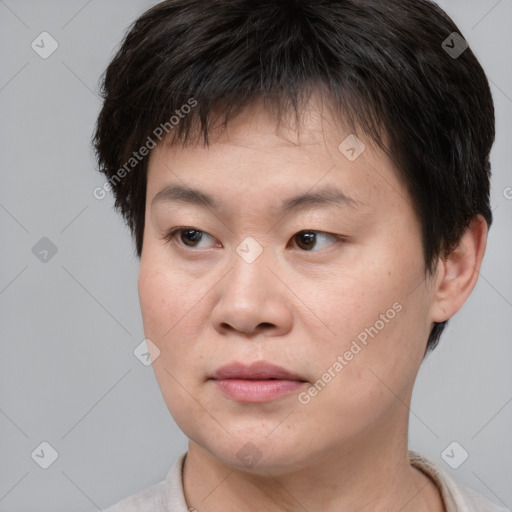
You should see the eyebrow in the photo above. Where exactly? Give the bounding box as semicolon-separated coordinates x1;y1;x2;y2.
151;183;361;215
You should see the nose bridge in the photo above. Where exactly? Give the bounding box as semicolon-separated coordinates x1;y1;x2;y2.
228;236;273;300
210;237;292;335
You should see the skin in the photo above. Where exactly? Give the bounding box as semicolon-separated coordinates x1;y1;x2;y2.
138;95;487;512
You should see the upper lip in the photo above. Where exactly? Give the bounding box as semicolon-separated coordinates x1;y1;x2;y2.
212;361;306;381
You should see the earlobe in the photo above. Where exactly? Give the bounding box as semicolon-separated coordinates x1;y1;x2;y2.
430;215;488;323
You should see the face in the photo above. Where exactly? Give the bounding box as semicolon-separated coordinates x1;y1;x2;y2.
138;98;438;474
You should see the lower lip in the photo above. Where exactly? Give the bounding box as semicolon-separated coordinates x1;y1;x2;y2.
212;379;307;402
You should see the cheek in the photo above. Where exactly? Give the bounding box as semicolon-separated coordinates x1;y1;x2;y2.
138;260;216;369
138;265;193;387
138;264;210;426
296;286;426;444
138;261;201;338
305;262;404;346
138;268;173;344
304;252;429;398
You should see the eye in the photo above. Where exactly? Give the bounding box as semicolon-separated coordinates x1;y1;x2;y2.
164;227;342;252
291;230;341;251
164;227;218;249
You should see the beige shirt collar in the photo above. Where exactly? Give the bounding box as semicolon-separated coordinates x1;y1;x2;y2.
105;450;510;512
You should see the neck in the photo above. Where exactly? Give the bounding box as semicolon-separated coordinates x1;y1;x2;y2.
182;412;444;512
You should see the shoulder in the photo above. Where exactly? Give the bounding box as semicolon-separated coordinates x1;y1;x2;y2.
102;451;189;512
455;482;511;512
408;450;510;512
103;479;169;512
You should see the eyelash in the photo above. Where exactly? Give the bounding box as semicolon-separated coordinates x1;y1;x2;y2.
163;227;345;252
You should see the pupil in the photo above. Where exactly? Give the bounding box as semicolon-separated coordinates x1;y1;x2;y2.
298;232;315;250
182;229;201;245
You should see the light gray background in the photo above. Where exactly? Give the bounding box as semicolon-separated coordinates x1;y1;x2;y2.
0;1;511;511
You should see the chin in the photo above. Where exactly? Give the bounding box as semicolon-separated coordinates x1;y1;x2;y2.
191;433;315;475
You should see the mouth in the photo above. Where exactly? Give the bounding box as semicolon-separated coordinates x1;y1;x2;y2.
210;361;308;402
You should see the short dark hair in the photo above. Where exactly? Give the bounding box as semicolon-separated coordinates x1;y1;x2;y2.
92;0;495;354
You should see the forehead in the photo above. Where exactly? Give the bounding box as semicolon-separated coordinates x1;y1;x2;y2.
146;99;411;220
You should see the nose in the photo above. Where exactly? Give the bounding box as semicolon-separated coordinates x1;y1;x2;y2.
210;247;293;338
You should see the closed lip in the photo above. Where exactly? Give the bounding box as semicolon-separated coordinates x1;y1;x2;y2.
212;361;307;382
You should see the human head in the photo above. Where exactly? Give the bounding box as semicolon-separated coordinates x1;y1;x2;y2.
93;0;494;358
92;0;495;479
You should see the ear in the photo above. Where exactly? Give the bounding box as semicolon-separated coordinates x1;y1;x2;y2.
430;214;488;323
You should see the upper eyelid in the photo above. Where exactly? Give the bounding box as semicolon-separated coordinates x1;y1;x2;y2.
168;227;337;238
